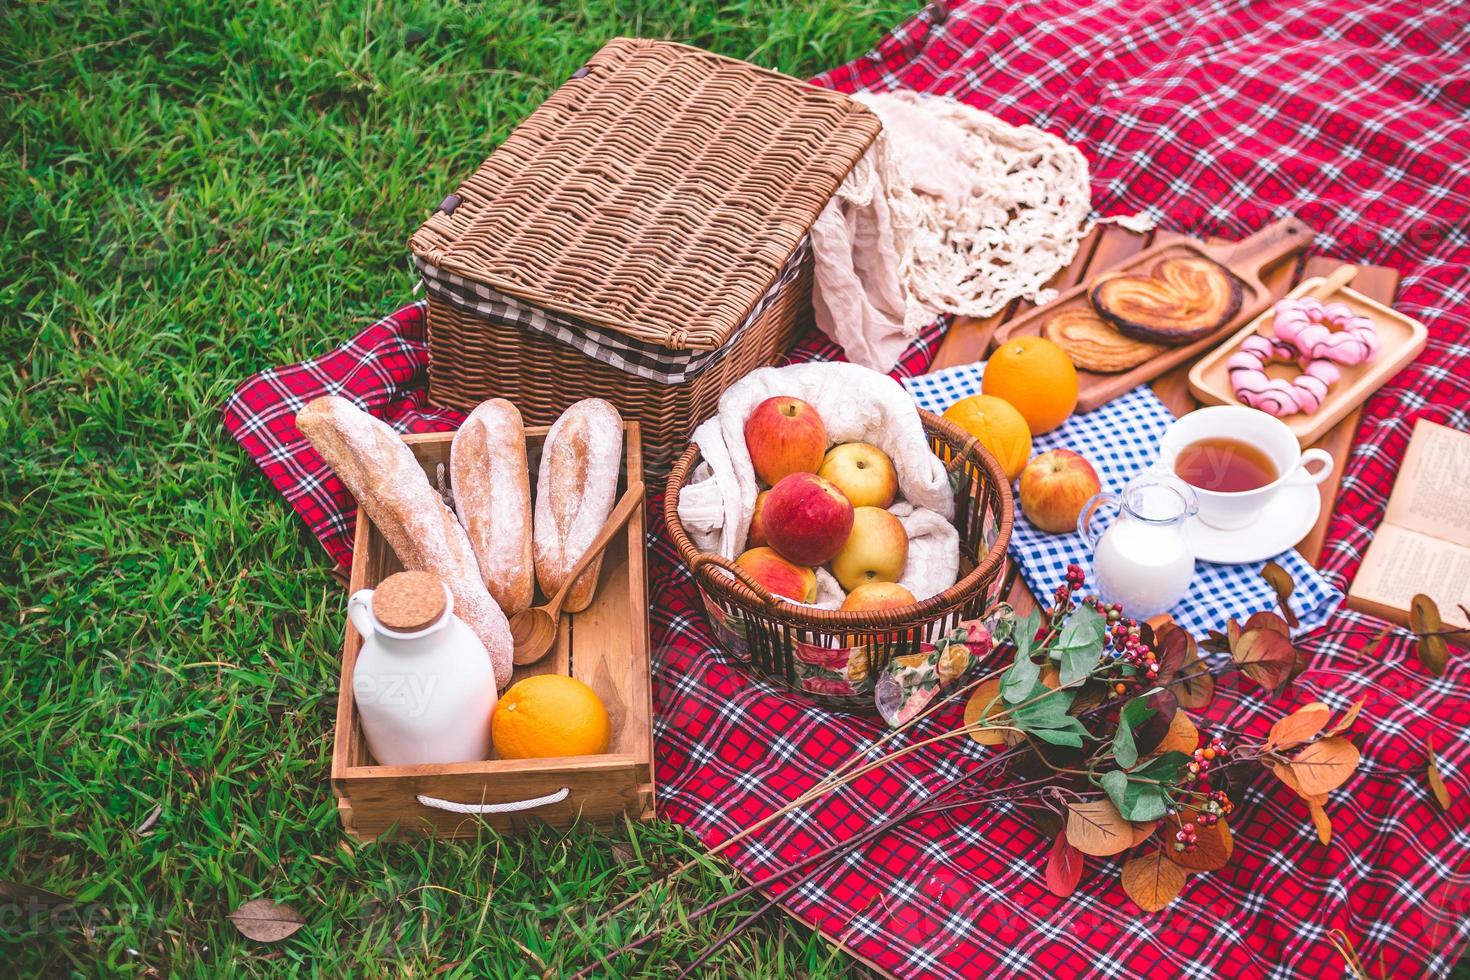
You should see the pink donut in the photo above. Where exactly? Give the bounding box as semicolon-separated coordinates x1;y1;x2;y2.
1270;296;1380;366
1227;334;1341;417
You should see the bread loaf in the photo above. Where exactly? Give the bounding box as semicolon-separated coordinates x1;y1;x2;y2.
533;399;624;613
296;396;514;688
450;399;534;615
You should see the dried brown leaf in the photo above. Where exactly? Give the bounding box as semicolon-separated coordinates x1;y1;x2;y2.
1266;702;1331;750
1261;561;1299;627
1308;800;1332;845
1232;627;1296;692
0;881;73;907
1121;848;1187;913
1412;594;1449;676
1066;799;1134;857
1243;610;1290;636
228;898;305;944
1045;833;1084;898
1288;737;1361;797
1326;697;1366;737
1427;738;1452;812
1164;813;1233;872
964;678;1009;745
1131;820;1160;847
1168;663;1216;710
1150;710;1200;758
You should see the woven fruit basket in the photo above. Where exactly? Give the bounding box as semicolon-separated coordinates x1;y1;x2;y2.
410;37;881;472
665;411;1014;712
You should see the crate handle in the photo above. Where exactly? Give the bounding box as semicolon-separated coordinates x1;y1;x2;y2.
688;552;781;608
416;788;570;814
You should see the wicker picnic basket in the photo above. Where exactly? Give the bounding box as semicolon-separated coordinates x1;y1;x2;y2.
410;38;881;472
664;411;1015;712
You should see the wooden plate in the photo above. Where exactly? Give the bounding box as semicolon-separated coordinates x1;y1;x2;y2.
992;217;1314;411
1187;276;1428;446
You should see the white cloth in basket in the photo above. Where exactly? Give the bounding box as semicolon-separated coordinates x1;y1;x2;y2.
676;362;959;607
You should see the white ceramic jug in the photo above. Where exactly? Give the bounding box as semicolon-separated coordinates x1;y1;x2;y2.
348;577;498;766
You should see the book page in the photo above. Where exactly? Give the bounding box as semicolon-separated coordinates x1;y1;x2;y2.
1351;523;1470;630
1383;419;1470;549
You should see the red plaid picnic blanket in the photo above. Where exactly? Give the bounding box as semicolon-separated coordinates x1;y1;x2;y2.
223;1;1470;975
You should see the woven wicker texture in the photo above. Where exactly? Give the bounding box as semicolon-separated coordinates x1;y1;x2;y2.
664;411;1014;711
410;37;879;351
424;264;812;473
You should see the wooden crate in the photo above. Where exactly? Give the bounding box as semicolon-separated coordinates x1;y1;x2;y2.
331;423;654;840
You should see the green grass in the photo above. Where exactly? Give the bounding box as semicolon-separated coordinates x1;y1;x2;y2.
0;1;916;974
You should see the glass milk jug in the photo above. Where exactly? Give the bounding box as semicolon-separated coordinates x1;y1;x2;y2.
1077;477;1199;620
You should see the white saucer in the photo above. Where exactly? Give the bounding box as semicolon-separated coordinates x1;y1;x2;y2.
1183;481;1322;565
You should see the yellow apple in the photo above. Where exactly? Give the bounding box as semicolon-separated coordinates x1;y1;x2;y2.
830;506;908;592
818;442;898;509
840;581;917;612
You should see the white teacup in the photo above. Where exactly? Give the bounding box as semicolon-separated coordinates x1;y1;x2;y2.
1154;406;1333;531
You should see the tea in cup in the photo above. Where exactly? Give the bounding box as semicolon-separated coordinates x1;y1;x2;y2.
1155;406;1333;530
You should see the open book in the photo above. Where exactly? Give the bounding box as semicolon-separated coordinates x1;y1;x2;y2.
1347;419;1470;637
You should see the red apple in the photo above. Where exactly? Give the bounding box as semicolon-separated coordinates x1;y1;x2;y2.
818;442;898;509
830;506;908;591
747;490;770;549
734;547;817;603
840;581;917;612
1019;449;1102;534
744;396;827;487
761;473;854;566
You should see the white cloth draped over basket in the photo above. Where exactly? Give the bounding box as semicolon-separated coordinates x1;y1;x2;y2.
811;90;1153;373
676;362;960;608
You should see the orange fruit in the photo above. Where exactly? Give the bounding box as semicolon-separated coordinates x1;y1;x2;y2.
491;675;610;759
982;336;1079;435
941;394;1032;482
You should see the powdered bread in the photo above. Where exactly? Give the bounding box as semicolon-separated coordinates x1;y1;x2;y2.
296;395;514;688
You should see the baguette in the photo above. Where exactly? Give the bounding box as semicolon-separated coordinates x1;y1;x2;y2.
533;399;624;613
296;396;514;688
450;399;534;616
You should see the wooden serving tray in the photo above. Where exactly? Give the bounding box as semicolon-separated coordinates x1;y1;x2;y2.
331;424;655;841
1187;274;1428;445
992;217;1314;412
930;225;1404;616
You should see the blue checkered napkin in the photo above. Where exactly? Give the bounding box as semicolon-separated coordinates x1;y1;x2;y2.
903;363;1343;637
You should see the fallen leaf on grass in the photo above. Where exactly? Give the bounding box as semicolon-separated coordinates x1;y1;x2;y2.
1428;738;1452;812
229;899;305;943
0;881;73;907
1121;848;1186;912
1066;799;1133;857
135;804;163;836
1045;833;1083;898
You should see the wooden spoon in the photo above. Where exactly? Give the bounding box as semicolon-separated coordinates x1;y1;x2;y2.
509;480;645;666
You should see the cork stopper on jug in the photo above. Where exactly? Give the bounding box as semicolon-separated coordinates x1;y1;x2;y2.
371;571;448;633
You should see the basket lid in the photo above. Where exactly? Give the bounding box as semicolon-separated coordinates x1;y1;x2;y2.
410;38;880;353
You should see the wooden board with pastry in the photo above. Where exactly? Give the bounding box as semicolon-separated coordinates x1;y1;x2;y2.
992;216;1313;410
